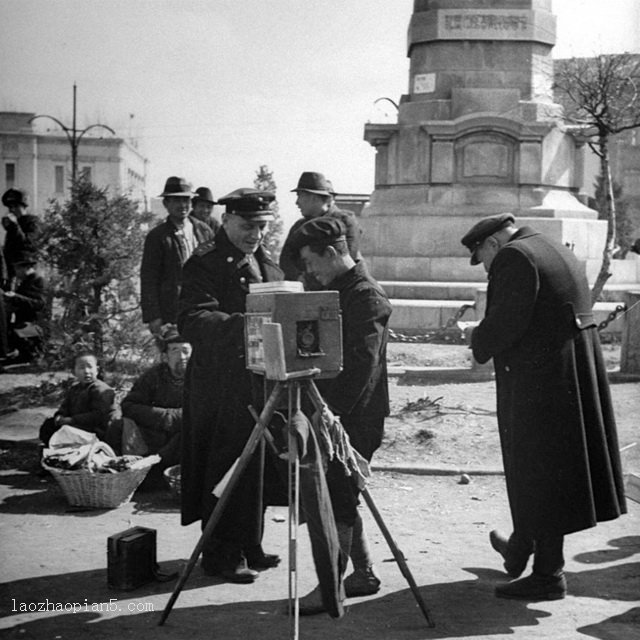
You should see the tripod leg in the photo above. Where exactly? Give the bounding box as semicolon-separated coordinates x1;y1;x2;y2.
287;383;300;640
304;379;435;628
361;489;435;628
158;381;284;626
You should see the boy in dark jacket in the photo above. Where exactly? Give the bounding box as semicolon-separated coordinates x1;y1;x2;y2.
39;351;117;446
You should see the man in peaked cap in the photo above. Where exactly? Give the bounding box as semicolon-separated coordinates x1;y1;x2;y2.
461;214;626;601
2;188;40;287
177;187;285;584
190;186;220;233
140;177;215;335
279;171;363;289
288;216;392;614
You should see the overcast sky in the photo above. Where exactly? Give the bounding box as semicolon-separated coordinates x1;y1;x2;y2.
1;0;639;226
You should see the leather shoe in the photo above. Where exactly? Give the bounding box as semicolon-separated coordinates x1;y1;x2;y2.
489;530;530;578
495;572;567;601
247;553;281;570
344;567;381;597
298;585;326;616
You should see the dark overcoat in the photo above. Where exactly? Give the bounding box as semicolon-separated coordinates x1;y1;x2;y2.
140;217;214;324
471;227;626;538
316;261;392;461
177;228;283;530
121;362;183;457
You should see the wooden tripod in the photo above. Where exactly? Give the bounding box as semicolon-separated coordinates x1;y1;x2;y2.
159;320;435;634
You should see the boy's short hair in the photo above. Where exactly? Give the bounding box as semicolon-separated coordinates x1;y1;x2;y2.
72;349;99;367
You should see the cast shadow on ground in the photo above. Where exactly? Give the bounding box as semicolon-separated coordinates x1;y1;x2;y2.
2;566;552;640
573;535;640;565
577;607;640;640
0;466;180;516
4;558;639;639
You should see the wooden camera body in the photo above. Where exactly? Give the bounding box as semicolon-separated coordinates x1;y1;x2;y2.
245;290;342;379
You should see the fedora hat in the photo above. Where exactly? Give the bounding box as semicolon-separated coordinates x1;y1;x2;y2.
192;186;215;204
218;188;275;221
159;176;194;198
2;188;29;208
290;172;335;196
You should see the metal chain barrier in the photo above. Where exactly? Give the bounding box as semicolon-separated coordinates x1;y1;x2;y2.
597;303;628;331
389;301;630;343
389;303;474;344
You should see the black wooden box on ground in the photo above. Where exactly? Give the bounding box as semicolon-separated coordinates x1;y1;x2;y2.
107;526;157;590
245;290;342;379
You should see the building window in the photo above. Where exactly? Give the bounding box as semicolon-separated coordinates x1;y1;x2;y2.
81;166;92;181
5;163;15;188
55;165;65;193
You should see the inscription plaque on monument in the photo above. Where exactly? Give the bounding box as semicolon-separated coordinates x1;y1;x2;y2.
439;9;532;40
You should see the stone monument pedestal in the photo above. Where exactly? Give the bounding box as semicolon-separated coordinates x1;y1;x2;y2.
361;0;637;336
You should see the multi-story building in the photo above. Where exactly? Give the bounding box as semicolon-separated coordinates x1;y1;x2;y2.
0;111;148;215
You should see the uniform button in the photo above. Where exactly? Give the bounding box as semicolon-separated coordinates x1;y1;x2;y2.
505;365;510;372
240;277;246;283
227;256;233;263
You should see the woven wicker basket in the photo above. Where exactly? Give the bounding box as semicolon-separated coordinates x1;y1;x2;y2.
43;456;158;509
163;464;181;498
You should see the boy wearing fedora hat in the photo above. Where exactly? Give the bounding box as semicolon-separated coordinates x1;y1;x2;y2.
177;187;286;584
190;186;221;234
279;171;363;289
140;177;215;335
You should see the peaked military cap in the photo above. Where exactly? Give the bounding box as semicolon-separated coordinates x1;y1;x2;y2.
289;217;347;253
192;186;215;204
2;188;29;208
218;188;275;221
461;213;516;265
290;172;335;196
159;176;194;197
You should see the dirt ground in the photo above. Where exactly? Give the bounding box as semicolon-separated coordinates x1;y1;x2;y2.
0;343;639;639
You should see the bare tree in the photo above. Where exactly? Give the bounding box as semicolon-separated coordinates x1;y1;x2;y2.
554;53;640;303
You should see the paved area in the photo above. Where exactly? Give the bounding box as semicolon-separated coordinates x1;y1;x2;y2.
0;456;638;639
0;366;638;639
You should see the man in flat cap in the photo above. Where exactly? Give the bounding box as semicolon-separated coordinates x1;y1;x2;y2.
289;217;392;613
190;186;221;234
140;177;215;336
178;187;285;583
279;171;363;289
461;214;626;601
2;188;40;288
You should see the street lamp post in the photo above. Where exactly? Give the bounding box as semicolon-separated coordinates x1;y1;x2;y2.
29;83;115;186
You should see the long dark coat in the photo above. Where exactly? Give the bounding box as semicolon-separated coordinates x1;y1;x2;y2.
471;226;626;538
177;229;283;531
316;261;392;461
140;217;214;324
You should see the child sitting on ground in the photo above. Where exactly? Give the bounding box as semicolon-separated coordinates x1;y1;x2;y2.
39;350;117;446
